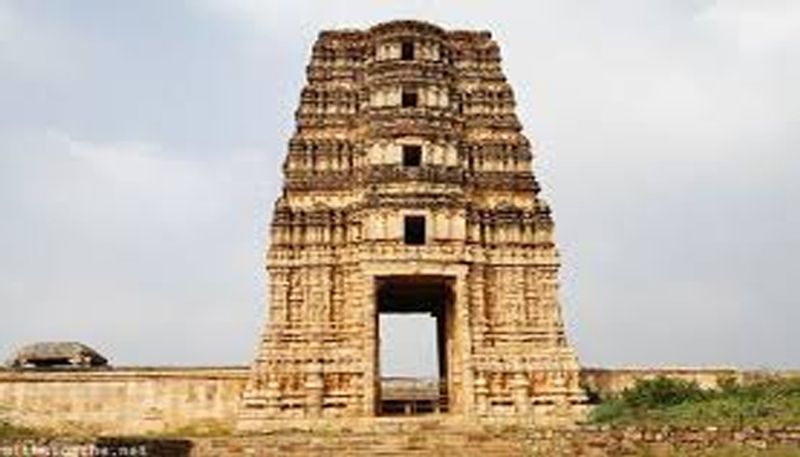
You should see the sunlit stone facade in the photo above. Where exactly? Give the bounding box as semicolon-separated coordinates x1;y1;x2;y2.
239;20;585;428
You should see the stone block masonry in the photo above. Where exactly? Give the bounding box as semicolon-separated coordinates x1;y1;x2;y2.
4;423;798;456
0;367;248;436
193;425;800;456
2;366;795;436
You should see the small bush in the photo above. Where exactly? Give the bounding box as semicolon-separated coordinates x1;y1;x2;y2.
0;420;39;439
580;380;603;405
162;419;233;437
620;377;707;409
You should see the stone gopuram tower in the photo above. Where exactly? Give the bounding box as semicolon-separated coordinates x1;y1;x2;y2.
239;20;584;428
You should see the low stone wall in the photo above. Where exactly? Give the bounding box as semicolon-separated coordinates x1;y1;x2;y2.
1;422;799;456
581;367;800;396
580;367;739;395
159;423;800;456
195;423;800;456
0;366;249;435
1;366;799;436
525;426;800;456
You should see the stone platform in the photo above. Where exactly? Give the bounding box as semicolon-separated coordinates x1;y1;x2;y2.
3;418;800;456
193;422;800;456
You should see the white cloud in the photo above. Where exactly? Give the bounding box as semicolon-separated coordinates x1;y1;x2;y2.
698;0;800;53
58;131;210;201
0;128;271;365
0;2;85;80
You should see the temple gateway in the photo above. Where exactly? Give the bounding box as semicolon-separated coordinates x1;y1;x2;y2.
238;20;585;429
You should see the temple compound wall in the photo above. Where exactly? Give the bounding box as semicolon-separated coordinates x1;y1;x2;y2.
0;367;248;436
3;367;794;436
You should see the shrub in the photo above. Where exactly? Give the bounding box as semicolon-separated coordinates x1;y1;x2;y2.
619;376;707;409
0;420;39;439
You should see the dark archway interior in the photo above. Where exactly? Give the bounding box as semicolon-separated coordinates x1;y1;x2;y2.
376;275;453;415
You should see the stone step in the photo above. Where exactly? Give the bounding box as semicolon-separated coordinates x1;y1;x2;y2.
192;420;529;456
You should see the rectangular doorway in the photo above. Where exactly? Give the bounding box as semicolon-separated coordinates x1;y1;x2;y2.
375;275;453;415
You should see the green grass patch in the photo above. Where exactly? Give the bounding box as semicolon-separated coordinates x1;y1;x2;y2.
589;375;800;427
0;420;41;439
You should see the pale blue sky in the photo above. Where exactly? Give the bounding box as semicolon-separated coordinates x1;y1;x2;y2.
1;0;798;374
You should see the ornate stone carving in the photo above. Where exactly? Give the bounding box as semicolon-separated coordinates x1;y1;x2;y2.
238;20;585;429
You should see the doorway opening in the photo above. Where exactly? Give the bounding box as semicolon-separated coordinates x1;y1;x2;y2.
376;275;453;416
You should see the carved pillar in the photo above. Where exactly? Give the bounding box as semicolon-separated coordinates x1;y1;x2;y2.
455;270;475;415
265;377;280;415
362;273;377;416
512;370;530;415
475;373;489;416
305;363;324;417
469;265;486;345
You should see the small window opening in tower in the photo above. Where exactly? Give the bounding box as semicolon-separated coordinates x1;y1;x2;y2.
404;216;426;245
402;145;422;167
401;41;414;60
402;89;418;108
